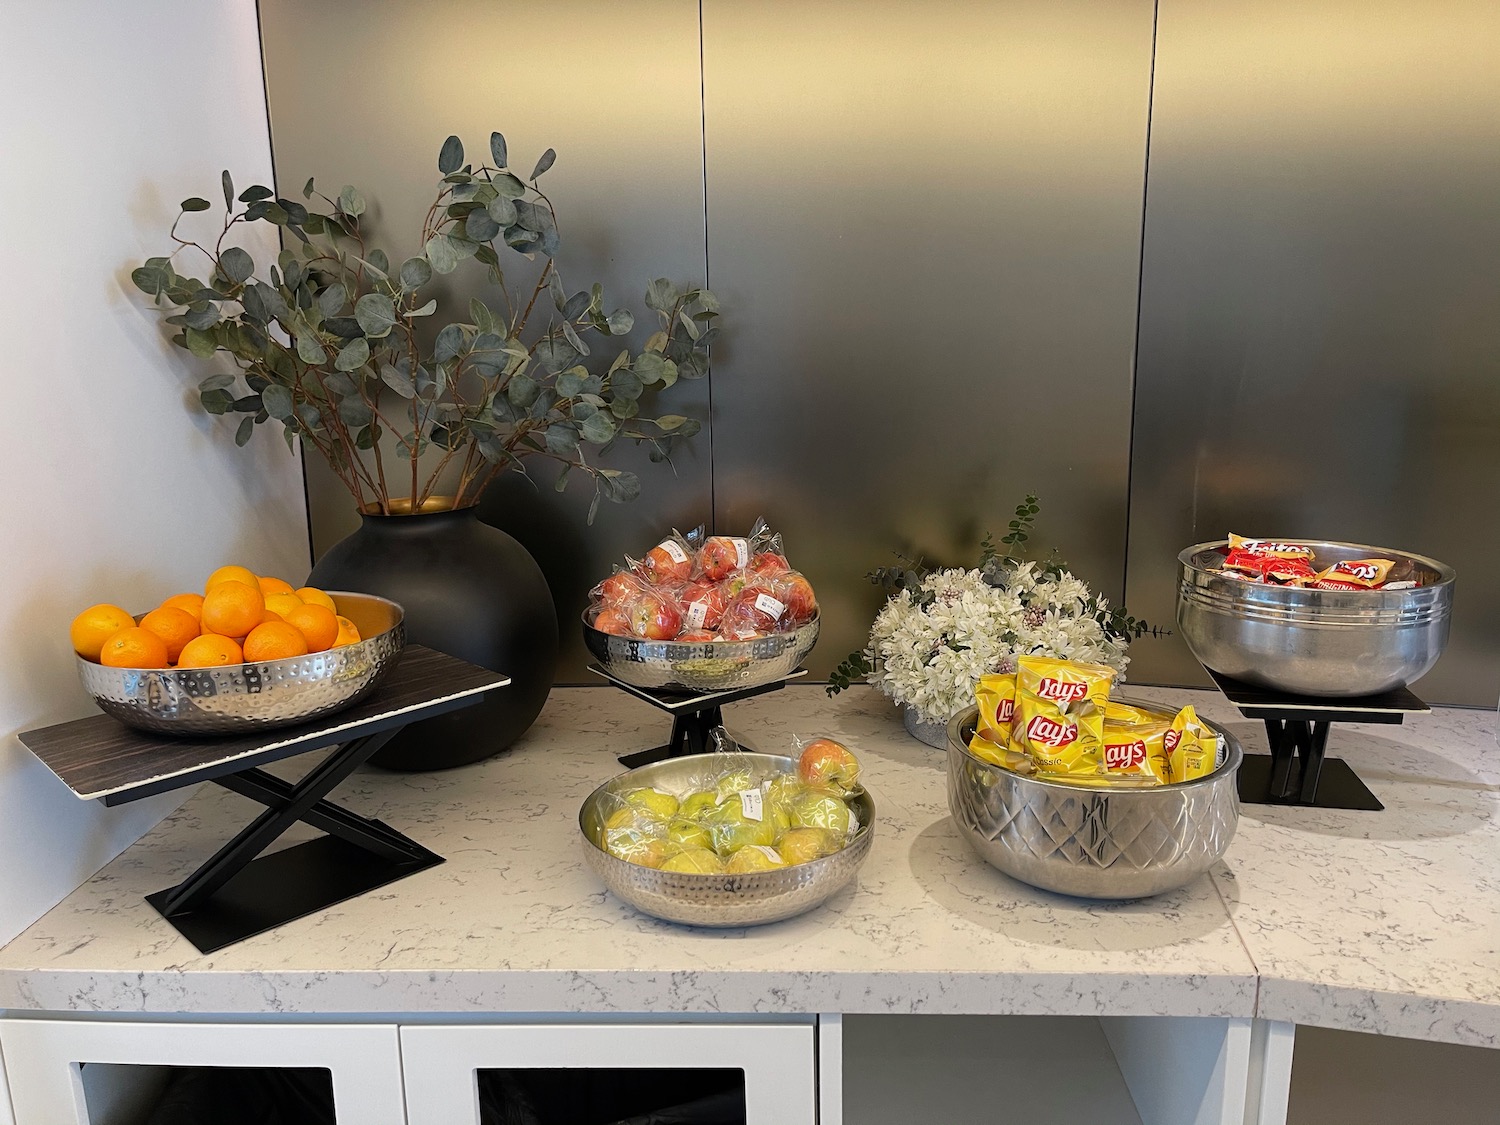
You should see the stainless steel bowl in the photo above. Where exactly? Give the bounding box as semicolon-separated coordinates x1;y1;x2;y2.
946;701;1241;900
581;613;819;692
1177;540;1455;697
579;752;875;927
77;592;405;736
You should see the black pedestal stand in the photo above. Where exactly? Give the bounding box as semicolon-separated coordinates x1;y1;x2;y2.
1206;670;1430;811
589;667;809;767
19;647;508;954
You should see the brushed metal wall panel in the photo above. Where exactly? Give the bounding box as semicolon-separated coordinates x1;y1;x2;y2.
702;1;1157;678
258;0;710;680
1126;1;1500;704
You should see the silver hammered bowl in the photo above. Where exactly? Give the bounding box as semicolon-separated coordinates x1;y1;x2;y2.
946;702;1241;900
1177;540;1455;697
77;592;405;736
579;752;875;927
581;613;819;692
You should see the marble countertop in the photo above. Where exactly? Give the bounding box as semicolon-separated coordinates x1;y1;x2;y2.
0;684;1494;1046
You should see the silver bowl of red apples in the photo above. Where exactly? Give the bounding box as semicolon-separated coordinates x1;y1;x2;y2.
582;526;821;692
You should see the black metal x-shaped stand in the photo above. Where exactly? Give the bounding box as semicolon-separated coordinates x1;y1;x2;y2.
20;646;508;954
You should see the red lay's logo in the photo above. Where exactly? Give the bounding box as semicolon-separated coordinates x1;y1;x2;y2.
1036;677;1088;705
995;699;1015;722
1163;730;1182;754
1105;740;1147;770
1025;716;1077;747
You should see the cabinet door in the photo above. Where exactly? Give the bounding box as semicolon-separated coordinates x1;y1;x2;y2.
0;1017;404;1124
402;1021;816;1125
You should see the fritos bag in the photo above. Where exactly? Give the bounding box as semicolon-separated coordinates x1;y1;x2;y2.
968;673;1031;771
1227;535;1314;560
1313;558;1396;590
1008;656;1115;779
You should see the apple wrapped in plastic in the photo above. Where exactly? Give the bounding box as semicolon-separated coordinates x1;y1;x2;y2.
627;591;683;641
718;585;791;640
677;579;729;632
798;737;861;794
700;535;750;581
640;536;695;584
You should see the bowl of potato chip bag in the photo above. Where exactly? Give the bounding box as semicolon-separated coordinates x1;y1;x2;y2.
945;658;1242;899
1177;537;1455;698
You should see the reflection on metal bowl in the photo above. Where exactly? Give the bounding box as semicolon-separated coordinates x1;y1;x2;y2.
945;702;1241;900
1177;540;1455;697
77;593;405;736
581;613;819;692
578;752;874;927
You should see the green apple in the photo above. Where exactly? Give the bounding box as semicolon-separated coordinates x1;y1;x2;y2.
678;790;720;819
667;818;713;851
661;847;725;875
777;826;840;865
789;792;853;835
624;787;680;819
703;801;777;853
725;845;787;873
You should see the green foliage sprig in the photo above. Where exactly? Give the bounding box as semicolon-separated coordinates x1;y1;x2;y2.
133;131;719;521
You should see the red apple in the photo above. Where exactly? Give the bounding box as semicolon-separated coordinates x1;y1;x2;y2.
798;738;861;793
678;629;716;643
722;585;789;637
628;591;683;640
781;571;817;623
593;607;631;636
700;535;750;581
641;538;694;584
597;570;646;607
678;580;729;631
749;551;791;579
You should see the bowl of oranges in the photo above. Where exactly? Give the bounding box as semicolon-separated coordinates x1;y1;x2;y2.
70;565;405;736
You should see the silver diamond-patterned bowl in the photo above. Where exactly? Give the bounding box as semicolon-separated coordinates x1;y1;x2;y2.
946;700;1241;900
579;752;875;927
77;592;405;736
581;613;819;692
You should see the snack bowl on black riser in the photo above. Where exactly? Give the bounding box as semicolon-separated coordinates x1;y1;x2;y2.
582;612;819;693
77;593;404;736
1176;539;1455;698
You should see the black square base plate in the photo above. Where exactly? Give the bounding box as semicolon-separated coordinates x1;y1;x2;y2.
1237;753;1385;811
147;832;443;955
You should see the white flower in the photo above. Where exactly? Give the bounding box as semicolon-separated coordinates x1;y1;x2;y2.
864;564;1130;725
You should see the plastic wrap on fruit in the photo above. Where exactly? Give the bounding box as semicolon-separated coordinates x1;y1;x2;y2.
640;530;697;585
698;533;752;582
746;517;791;580
725;844;788;873
788;790;855;836
599;797;678;868
1008;655;1115;779
718;580;793;639
777;826;842;864
676;578;730;632
703;796;778;853
794;735;861;795
1100;720;1170;785
1313;558;1396;590
1165;705;1216;782
660;847;725;875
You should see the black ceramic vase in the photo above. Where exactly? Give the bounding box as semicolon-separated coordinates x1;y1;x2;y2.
307;504;559;770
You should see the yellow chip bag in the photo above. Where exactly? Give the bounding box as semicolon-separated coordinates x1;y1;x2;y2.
1008;656;1115;778
1165;705;1217;782
1227;534;1315;560
975;673;1017;744
1105;700;1164;726
1101;720;1171;785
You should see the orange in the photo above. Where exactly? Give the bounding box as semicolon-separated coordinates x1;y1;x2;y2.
98;627;169;669
257;575;295;596
159;592;205;624
69;604;137;661
264;592;305;619
205;565;259;592
242;621;309;662
295;587;337;614
333;616;362;647
284;603;339;652
177;633;243;668
139;606;200;663
260;608;287;625
201;580;265;638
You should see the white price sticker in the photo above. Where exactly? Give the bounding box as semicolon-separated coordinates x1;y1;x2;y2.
660;539;689;564
739;789;764;822
731;537;750;568
754;593;786;618
685;602;708;629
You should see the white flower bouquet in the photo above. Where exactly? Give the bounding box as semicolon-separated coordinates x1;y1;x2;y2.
829;496;1153;726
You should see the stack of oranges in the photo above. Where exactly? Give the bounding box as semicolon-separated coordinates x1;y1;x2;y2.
70;566;363;670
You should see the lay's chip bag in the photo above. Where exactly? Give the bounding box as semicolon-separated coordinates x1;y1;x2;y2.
1164;705;1217;782
1008;656;1115;779
1101;720;1171;785
968;673;1032;771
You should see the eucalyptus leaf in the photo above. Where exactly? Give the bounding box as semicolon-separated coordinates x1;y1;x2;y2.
438;134;464;175
302;176;316;199
485;196;517;226
533;338;579;375
492;172;526;199
580;411;616;444
600;469;641;502
425;233;459;274
339;397;373;427
130;266;164;295
262;384;294;420
507;373;539;408
607;310;634;335
645;277;679;313
562;291;590;321
181;197;211;212
490;131;508;167
678;309;701;340
295;334;326;364
560;320;589;356
530;148;556;179
200;388;234;414
654;414;691;432
234;415;255;446
238;184;273;203
334;337;370;372
611;369;643;401
545;422;579;455
633;352;668;384
465;209;500;242
339;185;366;217
198;372;236;393
183;305;220;330
355;292;397;338
555;368;588;397
221;171;235;209
433;323;466;362
219;247;253;284
317;283;347;318
381;364;416;398
184;327;218;358
400;256;431;291
409;298;438;317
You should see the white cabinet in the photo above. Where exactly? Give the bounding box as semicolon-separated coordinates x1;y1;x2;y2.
0;1017;404;1125
400;1019;817;1125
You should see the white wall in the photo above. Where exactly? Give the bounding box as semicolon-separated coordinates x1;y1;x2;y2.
0;2;309;944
